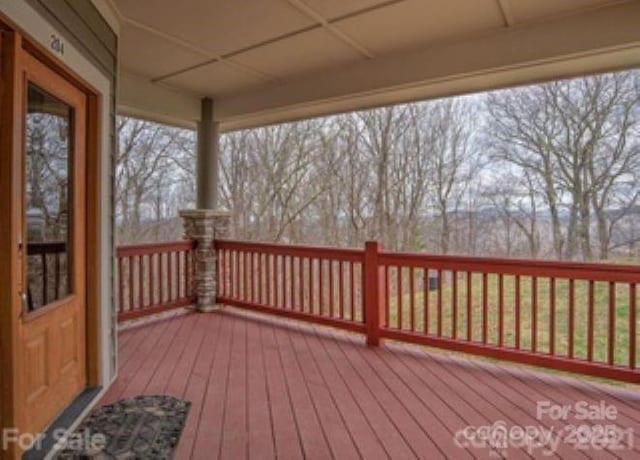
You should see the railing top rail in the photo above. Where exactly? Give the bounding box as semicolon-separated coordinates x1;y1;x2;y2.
379;250;640;282
215;238;364;262
116;240;195;257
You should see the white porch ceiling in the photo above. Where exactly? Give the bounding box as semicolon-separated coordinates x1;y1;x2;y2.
112;0;640;130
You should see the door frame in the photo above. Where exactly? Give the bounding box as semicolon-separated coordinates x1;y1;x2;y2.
0;13;102;453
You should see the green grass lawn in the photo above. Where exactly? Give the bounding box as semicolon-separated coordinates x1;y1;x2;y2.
387;268;639;368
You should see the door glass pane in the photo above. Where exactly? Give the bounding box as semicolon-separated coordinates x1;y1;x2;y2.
25;84;73;310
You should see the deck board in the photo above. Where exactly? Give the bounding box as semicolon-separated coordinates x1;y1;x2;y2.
103;308;640;459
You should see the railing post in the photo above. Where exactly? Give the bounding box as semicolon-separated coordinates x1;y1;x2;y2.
364;241;385;346
179;209;231;312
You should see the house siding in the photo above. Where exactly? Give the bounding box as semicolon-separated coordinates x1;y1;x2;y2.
24;0;119;378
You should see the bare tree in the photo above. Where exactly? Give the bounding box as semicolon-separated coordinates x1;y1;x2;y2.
486;70;640;260
115;69;640;263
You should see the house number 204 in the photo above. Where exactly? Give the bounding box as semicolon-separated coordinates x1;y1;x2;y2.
50;34;64;55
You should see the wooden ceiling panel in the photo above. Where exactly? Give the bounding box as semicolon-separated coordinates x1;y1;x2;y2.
119;24;205;79
114;0;314;56
332;0;505;56
233;28;362;79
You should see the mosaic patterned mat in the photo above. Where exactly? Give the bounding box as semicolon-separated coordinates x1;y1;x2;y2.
58;395;190;459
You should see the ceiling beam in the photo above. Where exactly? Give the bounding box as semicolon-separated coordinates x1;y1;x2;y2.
119;72;200;128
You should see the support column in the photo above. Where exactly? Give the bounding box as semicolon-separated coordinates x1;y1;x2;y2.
180;209;231;312
181;97;230;312
197;97;220;209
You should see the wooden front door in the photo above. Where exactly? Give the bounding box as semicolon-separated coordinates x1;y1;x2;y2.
16;47;87;436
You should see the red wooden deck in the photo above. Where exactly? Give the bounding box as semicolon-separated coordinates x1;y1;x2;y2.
102;308;640;459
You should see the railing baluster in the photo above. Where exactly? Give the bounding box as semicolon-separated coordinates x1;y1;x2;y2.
118;256;124;313
228;250;232;299
309;258;314;314
298;257;303;312
254;252;259;303
180;251;188;299
281;255;286;308
149;254;155;306
452;270;457;339
244;251;249;303
609;281;616;365
466;271;472;341
266;254;272;305
275;255;280;308
531;276;537;352
515;275;521;349
587;280;596;361
350;262;355;321
168;251;173;303
175;251;179;301
385;265;390;328
181;250;185;301
282;255;287;308
329;260;335;318
255;251;259;304
318;258;325;315
159;253;165;305
482;272;488;344
437;269;443;336
498;273;503;347
139;255;144;307
249;250;252;302
229;251;234;300
236;251;241;301
339;261;345;319
550;277;555;355
630;283;636;369
129;256;135;311
424;268;429;334
235;250;240;300
257;252;261;305
289;255;294;310
409;267;415;332
218;249;224;298
569;279;575;359
397;266;403;330
256;252;261;304
185;250;190;299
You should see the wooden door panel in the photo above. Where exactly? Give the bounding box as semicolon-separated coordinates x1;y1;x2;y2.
16;48;87;437
23;333;48;402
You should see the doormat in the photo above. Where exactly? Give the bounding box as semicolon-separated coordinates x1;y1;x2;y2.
57;395;190;459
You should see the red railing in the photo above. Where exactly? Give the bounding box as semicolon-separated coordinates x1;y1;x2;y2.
116;240;195;321
375;243;640;383
215;239;640;383
215;239;366;333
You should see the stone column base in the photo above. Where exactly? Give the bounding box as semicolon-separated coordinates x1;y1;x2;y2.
180;209;231;312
